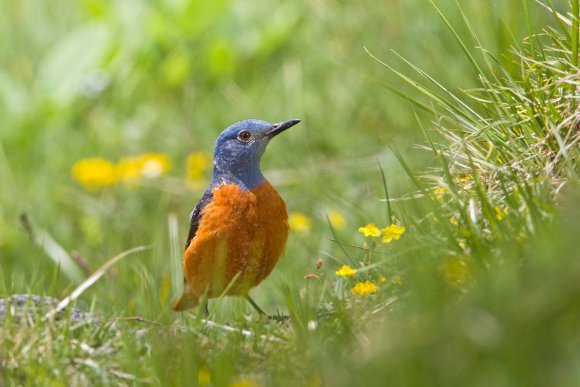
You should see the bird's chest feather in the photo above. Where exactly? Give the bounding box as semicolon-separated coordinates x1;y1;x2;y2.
184;181;289;295
200;182;288;237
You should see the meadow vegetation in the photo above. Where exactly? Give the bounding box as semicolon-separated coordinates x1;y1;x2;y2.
0;0;578;385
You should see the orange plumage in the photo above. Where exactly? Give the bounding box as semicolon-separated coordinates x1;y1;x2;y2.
173;181;289;310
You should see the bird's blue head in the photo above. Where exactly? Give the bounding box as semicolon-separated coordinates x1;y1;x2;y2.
212;118;301;190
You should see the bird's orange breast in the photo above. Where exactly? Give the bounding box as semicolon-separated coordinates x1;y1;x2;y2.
182;181;289;299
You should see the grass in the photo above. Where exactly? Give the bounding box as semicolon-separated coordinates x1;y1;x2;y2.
1;0;579;385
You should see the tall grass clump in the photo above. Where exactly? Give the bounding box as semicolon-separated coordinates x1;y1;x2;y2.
374;2;578;262
338;2;580;385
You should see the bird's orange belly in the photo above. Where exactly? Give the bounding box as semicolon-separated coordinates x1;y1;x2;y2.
182;181;289;298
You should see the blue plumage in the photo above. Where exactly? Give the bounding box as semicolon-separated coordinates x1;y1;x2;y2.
212;119;300;190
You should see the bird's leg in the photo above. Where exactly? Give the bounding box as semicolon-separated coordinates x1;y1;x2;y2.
244;295;266;316
199;288;210;317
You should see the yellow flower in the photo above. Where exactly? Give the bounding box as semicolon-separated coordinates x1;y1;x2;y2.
443;258;471;287
358;223;381;237
117;153;171;183
381;224;406;244
187;151;211;181
351;280;378;297
289;212;311;232
379;276;387;283
198;367;211;386
335;265;356;277
456;175;472;182
141;153;171;178
449;217;459;226
328;210;346;230
72;157;117;192
432;187;446;200
116;156;141;182
495;206;508;221
229;379;260;387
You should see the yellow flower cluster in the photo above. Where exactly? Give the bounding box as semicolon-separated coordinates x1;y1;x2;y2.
358;223;406;244
351;280;378;297
72;153;171;192
335;264;396;297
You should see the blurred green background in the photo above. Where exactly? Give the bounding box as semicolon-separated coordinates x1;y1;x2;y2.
3;1;577;385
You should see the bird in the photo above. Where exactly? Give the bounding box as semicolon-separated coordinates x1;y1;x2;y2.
172;118;301;314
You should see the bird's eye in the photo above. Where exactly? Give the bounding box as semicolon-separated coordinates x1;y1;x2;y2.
238;130;252;143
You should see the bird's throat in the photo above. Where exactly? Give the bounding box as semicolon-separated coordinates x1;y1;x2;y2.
212;162;264;191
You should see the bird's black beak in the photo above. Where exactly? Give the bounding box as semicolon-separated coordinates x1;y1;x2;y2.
267;119;301;138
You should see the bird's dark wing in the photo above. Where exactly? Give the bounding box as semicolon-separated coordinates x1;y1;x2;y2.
184;190;213;251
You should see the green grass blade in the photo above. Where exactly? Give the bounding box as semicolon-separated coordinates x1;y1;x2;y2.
377;161;392;223
430;0;485;76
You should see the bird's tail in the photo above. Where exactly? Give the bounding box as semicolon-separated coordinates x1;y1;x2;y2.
172;284;199;311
